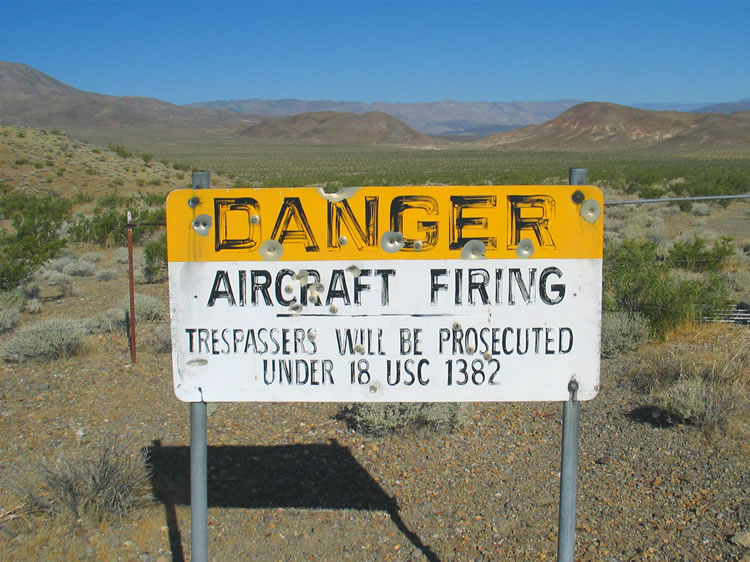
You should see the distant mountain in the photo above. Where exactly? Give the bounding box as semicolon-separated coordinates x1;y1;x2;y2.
693;99;750;115
2;62;748;152
0;62;437;147
475;102;750;152
631;102;711;112
238;111;446;147
187;98;581;136
0;61;248;129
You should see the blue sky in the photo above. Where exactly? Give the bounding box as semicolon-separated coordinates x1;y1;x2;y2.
1;0;748;106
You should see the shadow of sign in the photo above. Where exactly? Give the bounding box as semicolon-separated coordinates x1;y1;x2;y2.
146;439;438;561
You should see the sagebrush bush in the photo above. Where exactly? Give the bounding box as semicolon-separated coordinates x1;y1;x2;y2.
151;326;172;354
81;252;102;263
690;203;712;217
45;256;76;272
62;259;96;277
600;311;650;358
0;306;21;334
45;270;74;296
126;293;166;321
88;307;126;333
25;298;41;314
338;403;468;436
95;269;118;281
1;317;87;362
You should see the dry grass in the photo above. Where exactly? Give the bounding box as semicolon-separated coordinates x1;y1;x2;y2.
8;435;152;526
627;323;750;439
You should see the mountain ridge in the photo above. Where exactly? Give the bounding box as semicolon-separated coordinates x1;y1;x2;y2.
1;62;748;152
186;97;582;136
474;102;750;152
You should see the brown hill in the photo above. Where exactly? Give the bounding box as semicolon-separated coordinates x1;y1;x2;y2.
0;62;442;148
475;102;750;152
238;111;447;147
0;62;249;129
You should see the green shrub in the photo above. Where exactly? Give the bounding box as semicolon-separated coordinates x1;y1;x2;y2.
603;239;730;337
143;234;167;283
338;403;468;436
0;188;71;288
69;207;164;247
637;186;665;199
108;144;133;159
667;235;735;272
1;317;87;362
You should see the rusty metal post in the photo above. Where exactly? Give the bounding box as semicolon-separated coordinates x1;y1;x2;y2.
126;211;136;363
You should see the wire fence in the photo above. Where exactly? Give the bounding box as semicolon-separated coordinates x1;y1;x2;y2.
2;191;749;343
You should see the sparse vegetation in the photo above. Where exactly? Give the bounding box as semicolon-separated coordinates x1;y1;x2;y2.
0;120;748;559
337;403;468;436
627;325;749;439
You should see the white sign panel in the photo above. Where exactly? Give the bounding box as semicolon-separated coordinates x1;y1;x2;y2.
167;185;603;402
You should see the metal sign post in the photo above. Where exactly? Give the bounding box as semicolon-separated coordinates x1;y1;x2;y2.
556;168;587;561
189;171;210;562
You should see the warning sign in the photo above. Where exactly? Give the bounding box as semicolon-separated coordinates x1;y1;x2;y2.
166;185;603;403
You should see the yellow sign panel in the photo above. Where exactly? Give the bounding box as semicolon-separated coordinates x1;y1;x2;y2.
166;185;603;263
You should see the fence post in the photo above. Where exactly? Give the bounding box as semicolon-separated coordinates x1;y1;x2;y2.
190;171;210;562
126;211;136;363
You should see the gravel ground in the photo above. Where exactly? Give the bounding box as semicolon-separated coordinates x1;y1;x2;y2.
1;337;748;561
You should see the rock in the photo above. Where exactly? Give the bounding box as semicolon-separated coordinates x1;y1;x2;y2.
731;530;750;548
